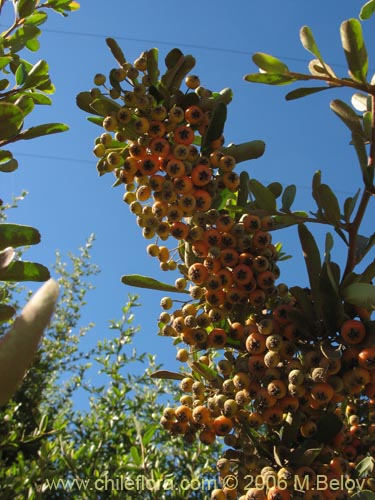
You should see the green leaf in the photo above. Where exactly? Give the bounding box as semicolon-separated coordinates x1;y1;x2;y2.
14;95;34;116
90;96;120;117
17;122;69;140
0;224;41;250
281;411;303;446
0;151;18;172
298;224;321;305
15;62;28;86
360;0;375;20
0;102;24;141
342;283;375;309
191;361;218;381
24;11;48;25
324;232;334;262
220;140;265;163
0;56;12;70
248;179;277;212
359;259;375;283
0;304;16;324
0;261;50;282
16;0;37;18
316;183;341;226
130;446;141;466
87;116;104;127
23;59;49;88
29;92;52;105
363;111;372;141
6;24;40;53
281;185;296;212
244;73;296;85
252;52;289;74
150;370;185;381
165;48;183;69
340;19;368;83
142;425;158;447
355;233;375;264
300;26;325;66
285;86;330;101
168;54;196;92
106;38;126;66
308;59;337;79
121;274;189;294
201;102;227;154
330;99;364;137
146;48;159;87
355;456;375;478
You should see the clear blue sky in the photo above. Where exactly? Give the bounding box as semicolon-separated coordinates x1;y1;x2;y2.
2;1;374;383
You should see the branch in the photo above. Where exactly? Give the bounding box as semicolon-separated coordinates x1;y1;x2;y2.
343;93;375;277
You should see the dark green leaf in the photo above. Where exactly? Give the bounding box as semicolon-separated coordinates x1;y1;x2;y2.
355;233;375;263
0;158;18;172
285;86;330;101
0;79;9;91
76;92;97;114
281;185;296;211
324;232;334;262
16;0;37;18
0;223;41;250
29;92;52;105
201;102;227;154
147;48;159;87
350;491;375;500
298;224;321;305
248;179;277;212
244;73;296;85
359;259;375;283
252;52;289;74
122;274;189;294
0;304;16;324
0;102;24;141
142;425;158;447
342;283;375;309
237;171;249;208
314;412;343;444
87;116;104;127
319;262;345;331
0;261;50;282
316;183;341;226
220;140;265;163
352;133;369;175
341;19;368;83
267;182;283;199
18;122;69;140
281;411;303;446
360;0;375;20
168;54;196;92
0;247;15;270
330;99;364;137
150;370;185;381
165;48;183;69
106;38;126;66
289;286;315;329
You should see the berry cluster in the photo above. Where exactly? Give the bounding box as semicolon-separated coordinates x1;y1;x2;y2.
82;42;375;500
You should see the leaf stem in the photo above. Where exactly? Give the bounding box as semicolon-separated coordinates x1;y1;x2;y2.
288;71;374;94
